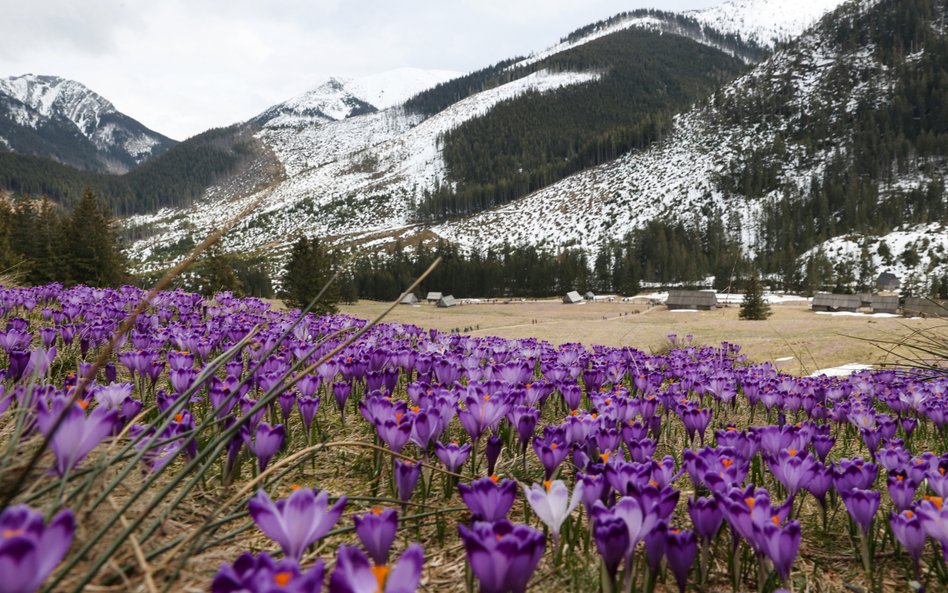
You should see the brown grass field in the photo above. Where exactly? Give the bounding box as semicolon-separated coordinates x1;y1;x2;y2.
340;298;947;376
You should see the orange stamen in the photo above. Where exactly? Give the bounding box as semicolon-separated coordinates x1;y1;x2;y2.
544;480;552;492
721;458;734;469
2;528;24;538
550;443;558;450
905;511;915;519
788;449;797;457
174;413;184;423
926;496;944;510
600;452;611;463
371;507;383;516
78;400;89;410
370;565;389;592
410;406;420;414
273;571;293;587
771;516;781;526
745;497;756;509
489;474;500;484
290;484;302;491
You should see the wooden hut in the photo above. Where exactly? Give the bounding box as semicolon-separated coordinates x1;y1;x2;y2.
584;291;596;301
903;297;947;318
666;290;717;311
811;293;862;312
400;293;419;305
869;294;899;314
437;295;457;308
425;292;442;304
877;272;901;292
563;291;583;304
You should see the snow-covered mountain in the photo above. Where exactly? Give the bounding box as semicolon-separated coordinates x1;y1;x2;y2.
0;74;175;173
122;0;946;292
687;0;847;47
254;68;460;129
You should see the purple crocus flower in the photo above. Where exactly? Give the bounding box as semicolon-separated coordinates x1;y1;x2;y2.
593;516;630;579
665;528;698;593
522;480;583;539
532;436;568;479
248;422;285;472
890;510;925;577
591;496;660;553
887;472;917;512
767;449;816;499
248;488;347;561
459;477;516;522
328;544;424;593
841;488;880;534
917;497;948;561
376;418;412;454
0;505;75;593
211;552;324;593
485;435;503;477
395;460;422;503
458;520;545;593
298;396;320;435
754;519;801;583
354;508;398;566
434;441;471;473
688;496;722;542
36;397;116;476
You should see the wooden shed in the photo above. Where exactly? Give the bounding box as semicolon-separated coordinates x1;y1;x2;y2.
877;272;901;292
903;297;947;318
811;293;862;312
400;293;419;305
437;295;457;308
869;294;899;314
426;292;442;304
563;291;583;304
666;290;717;311
584;291;596;301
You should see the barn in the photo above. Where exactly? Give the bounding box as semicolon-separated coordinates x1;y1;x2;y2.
811;293;862;312
400;293;419;305
426;292;442;304
666;290;717;311
563;291;583;304
437;295;458;308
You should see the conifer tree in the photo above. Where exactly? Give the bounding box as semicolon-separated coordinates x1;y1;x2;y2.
197;244;241;297
739;272;772;320
281;236;338;314
59;188;127;287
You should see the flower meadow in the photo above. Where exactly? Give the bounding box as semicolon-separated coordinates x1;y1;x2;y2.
0;284;947;593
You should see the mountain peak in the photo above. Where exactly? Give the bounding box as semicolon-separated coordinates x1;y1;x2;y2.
687;0;848;47
0;73;175;173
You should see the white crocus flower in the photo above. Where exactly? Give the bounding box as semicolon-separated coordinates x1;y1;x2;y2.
523;479;584;539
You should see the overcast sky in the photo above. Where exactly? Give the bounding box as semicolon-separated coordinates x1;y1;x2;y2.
2;0;716;140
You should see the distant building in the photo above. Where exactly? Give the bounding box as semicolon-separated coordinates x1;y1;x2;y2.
811;292;861;312
877;272;901;292
870;294;899;314
426;292;443;303
903;297;947;318
437;295;457;308
400;293;419;305
666;290;717;311
584;291;596;301
563;291;583;304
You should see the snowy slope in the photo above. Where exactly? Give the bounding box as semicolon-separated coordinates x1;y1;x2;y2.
687;0;848;47
433;0;946;279
125;69;600;269
0;74;175;171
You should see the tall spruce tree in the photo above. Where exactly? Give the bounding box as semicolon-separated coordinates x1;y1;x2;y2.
281;236;338;314
59;189;126;287
739;272;772;320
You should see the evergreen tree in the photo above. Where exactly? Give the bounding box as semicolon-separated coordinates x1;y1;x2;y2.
739;272;772;320
59;188;126;287
196;244;241;297
281;236;339;314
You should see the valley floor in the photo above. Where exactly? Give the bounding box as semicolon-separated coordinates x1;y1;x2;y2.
338;299;944;376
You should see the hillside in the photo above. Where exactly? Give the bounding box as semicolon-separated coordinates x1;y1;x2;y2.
434;0;947;291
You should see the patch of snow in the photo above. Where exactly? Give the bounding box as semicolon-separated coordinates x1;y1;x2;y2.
687;0;847;47
809;362;873;377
